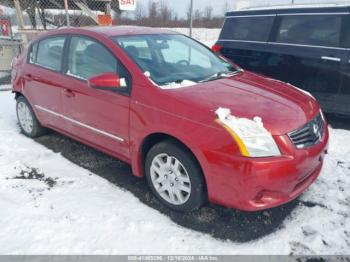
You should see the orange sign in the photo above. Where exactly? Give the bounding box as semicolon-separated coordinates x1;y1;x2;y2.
98;14;112;26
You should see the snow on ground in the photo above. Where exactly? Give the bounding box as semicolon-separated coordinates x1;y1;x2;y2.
0;28;349;254
0;91;349;255
0;84;11;91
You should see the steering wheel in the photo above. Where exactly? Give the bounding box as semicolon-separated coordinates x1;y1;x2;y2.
176;60;190;66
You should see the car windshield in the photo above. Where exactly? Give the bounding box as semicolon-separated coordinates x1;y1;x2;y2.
112;34;240;86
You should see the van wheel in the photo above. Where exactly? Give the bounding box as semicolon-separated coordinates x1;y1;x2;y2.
145;140;206;212
16;96;46;138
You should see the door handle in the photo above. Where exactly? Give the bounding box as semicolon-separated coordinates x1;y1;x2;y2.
321;56;341;62
24;73;32;81
63;89;75;98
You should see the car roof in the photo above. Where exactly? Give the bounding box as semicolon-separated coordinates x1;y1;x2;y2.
56;26;179;37
226;5;350;17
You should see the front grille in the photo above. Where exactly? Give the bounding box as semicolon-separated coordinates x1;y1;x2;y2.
288;113;325;149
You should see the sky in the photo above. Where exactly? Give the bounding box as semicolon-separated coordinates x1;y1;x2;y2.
136;0;237;17
133;0;349;18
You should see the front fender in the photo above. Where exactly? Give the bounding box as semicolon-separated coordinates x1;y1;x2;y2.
129;100;240;181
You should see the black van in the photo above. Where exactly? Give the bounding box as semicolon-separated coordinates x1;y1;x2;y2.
213;6;350;116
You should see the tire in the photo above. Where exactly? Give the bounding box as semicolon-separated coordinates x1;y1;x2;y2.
16;96;47;138
145;140;206;212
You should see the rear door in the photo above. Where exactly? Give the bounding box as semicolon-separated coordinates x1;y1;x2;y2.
269;14;346;114
24;35;67;130
60;35;132;159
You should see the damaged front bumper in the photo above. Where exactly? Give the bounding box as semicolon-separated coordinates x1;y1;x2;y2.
203;127;329;212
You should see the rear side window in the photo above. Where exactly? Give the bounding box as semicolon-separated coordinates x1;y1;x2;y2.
220;16;275;42
36;36;65;71
28;42;38;63
276;15;342;47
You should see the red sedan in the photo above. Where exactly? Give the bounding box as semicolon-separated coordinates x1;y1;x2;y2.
11;26;329;212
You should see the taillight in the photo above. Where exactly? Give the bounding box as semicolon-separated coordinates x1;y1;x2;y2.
211;44;222;53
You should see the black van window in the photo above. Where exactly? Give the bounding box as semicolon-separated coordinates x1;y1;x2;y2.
220;16;275;42
343;16;350;47
276;15;341;47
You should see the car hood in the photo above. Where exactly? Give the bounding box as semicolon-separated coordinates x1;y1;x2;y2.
161;71;320;135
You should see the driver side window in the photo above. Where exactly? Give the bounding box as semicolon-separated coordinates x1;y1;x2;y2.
66;36;132;91
67;36;117;80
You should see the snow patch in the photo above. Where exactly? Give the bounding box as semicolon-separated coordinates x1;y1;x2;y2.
216;107;269;138
159;80;197;90
0;84;11;91
215;107;281;157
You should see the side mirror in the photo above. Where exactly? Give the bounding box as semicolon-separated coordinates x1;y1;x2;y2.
88;73;127;91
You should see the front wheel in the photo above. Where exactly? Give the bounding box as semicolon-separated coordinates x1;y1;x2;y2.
16;96;47;138
145;140;206;212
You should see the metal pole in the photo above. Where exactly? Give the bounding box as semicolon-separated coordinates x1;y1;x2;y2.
13;0;27;43
189;0;193;37
106;2;111;15
64;0;70;27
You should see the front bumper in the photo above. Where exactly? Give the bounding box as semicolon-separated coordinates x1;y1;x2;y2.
204;125;329;211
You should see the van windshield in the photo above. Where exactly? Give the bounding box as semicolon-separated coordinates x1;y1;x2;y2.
112;34;240;87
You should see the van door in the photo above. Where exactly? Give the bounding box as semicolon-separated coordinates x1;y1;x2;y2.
271;14;346;114
338;15;350;116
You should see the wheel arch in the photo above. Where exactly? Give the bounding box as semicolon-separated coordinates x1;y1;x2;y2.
13;91;23;100
136;133;207;189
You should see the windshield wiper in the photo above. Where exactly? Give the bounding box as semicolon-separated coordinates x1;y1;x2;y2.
199;69;243;83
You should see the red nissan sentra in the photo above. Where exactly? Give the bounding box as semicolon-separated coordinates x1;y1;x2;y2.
11;26;329;212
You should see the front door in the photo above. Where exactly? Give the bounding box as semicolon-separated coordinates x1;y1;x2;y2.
60;36;132;159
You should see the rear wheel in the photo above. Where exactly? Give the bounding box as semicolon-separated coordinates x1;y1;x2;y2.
16;96;46;138
145;140;206;212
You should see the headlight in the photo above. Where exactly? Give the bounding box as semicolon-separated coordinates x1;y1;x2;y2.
216;108;281;157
